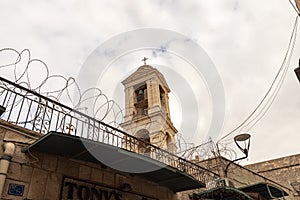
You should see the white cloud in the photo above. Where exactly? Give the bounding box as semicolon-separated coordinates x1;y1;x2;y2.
0;0;300;164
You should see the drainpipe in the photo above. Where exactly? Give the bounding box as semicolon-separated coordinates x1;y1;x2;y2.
0;142;15;197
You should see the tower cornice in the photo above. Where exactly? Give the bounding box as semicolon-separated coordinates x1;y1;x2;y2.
122;65;170;92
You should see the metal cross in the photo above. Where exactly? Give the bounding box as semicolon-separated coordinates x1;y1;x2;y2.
142;57;148;65
65;123;75;134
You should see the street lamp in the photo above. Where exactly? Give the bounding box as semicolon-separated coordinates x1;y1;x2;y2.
234;133;251;157
294;59;300;82
119;183;132;192
224;133;251;177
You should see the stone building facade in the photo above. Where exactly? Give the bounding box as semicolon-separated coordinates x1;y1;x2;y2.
177;157;294;200
120;64;177;154
246;154;300;199
0;70;207;200
0;119;296;200
0;120;174;200
0;64;298;200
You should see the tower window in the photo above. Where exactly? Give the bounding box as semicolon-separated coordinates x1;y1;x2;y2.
134;84;148;117
137;89;145;101
159;86;166;111
135;84;147;102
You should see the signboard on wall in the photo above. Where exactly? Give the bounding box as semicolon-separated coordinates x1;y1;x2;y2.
60;177;158;200
8;183;25;196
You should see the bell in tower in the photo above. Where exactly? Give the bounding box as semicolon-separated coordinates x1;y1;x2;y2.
120;58;177;154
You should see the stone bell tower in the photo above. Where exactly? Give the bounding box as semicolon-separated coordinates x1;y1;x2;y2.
120;58;177;154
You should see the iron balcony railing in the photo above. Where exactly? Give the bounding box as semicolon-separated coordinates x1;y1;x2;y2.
0;76;218;184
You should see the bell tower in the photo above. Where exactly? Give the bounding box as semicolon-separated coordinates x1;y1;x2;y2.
120;59;177;153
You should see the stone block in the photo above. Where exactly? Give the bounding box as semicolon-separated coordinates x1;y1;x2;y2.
0;140;3;155
7;162;33;182
103;171;115;186
91;167;103;183
56;157;79;177
27;150;44;168
27;168;48;199
79;164;91;180
130;178;142;194
2;179;29;200
4;130;35;144
142;182;156;197
156;186;169;199
43;173;62;200
42;154;58;172
0;127;6;140
11;145;30;164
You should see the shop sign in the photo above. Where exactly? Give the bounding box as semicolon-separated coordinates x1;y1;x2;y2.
60;177;158;200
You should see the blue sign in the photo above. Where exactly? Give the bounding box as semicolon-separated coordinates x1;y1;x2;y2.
8;183;24;196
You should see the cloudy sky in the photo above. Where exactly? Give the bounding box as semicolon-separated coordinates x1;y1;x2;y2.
1;0;300;164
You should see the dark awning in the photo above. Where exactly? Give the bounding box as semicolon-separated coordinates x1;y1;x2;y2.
190;186;254;200
239;182;288;199
22;131;205;192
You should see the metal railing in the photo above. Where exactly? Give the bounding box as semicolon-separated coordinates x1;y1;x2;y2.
0;76;218;184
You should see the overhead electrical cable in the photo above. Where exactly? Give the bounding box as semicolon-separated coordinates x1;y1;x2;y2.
217;15;299;143
241;17;298;132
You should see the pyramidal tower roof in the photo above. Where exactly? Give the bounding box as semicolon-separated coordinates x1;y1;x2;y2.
122;64;170;92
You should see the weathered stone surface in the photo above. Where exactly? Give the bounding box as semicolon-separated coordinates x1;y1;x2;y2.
129;177;143;194
7;162;33;182
103;171;115;186
1;111;177;200
44;173;62;200
27;168;48;199
0;140;3;155
56;156;79;177
42;154;58;172
246;153;300;195
78;164;91;180
11;145;30;164
91;167;103;183
0;127;6;140
27;150;44;168
2;179;29;200
142;181;156;197
4;129;36;144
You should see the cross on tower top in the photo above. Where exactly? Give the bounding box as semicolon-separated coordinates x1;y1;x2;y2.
142;57;148;65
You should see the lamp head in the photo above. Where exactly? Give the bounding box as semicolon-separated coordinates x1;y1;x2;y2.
119;183;132;192
294;59;300;82
234;133;251;156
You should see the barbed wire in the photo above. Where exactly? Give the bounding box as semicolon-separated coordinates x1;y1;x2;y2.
0;47;238;163
0;48;124;128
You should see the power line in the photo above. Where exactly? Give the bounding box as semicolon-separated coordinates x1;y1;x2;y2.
242;16;298;132
289;0;300;15
217;15;299;143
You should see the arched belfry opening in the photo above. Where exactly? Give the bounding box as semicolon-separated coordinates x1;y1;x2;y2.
134;83;148;117
135;129;151;154
165;132;176;153
120;60;177;154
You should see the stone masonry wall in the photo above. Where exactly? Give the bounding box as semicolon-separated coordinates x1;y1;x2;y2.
246;154;300;199
176;157;295;200
0;121;175;200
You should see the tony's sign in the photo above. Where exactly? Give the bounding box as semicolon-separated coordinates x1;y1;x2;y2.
60;177;158;200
